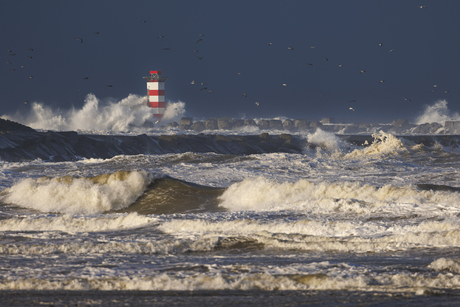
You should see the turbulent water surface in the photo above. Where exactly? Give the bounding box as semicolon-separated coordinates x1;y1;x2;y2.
2;130;460;305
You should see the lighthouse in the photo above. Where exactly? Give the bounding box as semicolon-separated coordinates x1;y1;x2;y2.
143;70;168;121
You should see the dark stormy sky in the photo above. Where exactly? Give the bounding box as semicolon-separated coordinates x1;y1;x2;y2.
1;0;459;123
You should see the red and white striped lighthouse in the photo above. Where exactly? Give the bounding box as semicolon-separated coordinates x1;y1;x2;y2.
143;70;168;121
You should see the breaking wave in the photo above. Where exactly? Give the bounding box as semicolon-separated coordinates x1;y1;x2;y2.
218;176;460;215
1;170;156;215
415;99;460;125
1;93;186;132
304;130;417;159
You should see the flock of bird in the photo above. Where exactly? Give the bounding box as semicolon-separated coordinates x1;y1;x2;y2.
4;5;449;112
5;48;34;78
178;5;444;111
5;30;116;101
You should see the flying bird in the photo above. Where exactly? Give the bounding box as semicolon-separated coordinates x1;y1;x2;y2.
338;64;343;68
307;63;313;66
196;39;202;43
190;80;195;84
200;87;207;91
323;57;328;61
288;46;294;51
404;97;412;102
197;56;203;60
238;71;242;75
74;37;83;43
107;85;113;87
157;35;164;39
28;76;33;79
242;93;247;97
27;48;33;51
310;46;316;49
268;42;273;46
255;102;259;106
349;107;355;111
94;32;99;35
83;77;88;80
282;83;287;87
28;56;33;59
192;50;198;52
388;49;394;52
379;43;383;47
199;33;204;37
6;61;11;64
360;70;366;74
8;49;12;52
379;80;385;83
141;20;147;23
418;5;426;9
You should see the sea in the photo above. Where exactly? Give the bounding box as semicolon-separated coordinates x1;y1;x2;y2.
1;95;460;306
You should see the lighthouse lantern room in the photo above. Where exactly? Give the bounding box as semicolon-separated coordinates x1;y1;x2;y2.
143;70;168;120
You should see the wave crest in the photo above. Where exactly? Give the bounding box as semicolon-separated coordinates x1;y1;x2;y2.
2;170;156;214
1;93;187;132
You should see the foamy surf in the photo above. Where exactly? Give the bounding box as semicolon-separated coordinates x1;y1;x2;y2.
218;176;460;215
1;170;156;214
304;130;416;159
1;93;187;133
0;212;156;233
1;259;460;292
155;217;460;253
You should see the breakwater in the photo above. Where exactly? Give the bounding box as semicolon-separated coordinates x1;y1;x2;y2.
1;128;460;162
1;118;460;162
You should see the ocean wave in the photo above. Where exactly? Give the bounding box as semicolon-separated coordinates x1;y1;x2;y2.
3;217;460;256
218;176;460;215
344;132;411;158
429;258;460;274
157;218;460;253
0;212;156;232
305;130;415;159
1;170;156;215
1;260;460;292
1;93;186;133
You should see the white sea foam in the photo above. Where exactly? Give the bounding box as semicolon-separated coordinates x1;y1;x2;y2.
1;93;187;133
218;176;460;214
0;213;155;233
3;215;460;256
0;235;219;255
161;100;186;124
1;170;155;214
428;258;460;274
344;132;411;158
305;129;347;151
415;99;460;125
156;217;460;253
304;130;414;160
2;260;460;291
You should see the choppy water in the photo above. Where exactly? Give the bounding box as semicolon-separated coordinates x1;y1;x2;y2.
2;131;460;305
